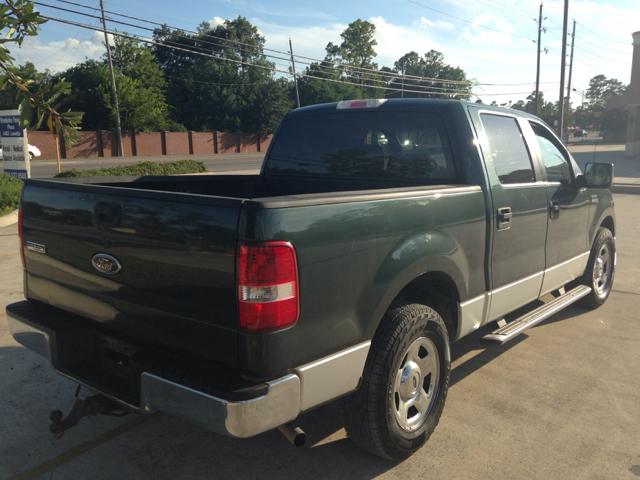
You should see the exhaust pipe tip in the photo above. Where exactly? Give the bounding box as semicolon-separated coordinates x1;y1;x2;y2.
277;422;307;447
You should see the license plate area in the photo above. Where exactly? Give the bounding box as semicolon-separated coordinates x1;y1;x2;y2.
54;330;141;406
99;335;139;379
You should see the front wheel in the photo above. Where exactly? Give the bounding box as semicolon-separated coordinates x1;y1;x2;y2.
575;227;615;309
341;304;450;460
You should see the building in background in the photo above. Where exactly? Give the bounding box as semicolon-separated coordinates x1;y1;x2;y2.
626;31;640;158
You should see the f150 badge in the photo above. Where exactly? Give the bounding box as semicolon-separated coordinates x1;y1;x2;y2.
92;253;122;275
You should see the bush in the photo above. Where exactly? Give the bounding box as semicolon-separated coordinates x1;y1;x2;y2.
0;173;23;216
54;160;208;178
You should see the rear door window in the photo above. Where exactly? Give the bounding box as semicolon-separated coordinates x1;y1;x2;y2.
480;114;535;185
265;111;458;182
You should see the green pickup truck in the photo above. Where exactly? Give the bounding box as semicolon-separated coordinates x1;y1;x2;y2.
7;99;615;460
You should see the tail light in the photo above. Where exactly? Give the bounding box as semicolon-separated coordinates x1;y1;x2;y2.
18;207;25;269
237;241;299;333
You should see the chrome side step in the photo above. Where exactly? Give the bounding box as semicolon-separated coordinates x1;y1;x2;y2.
481;285;592;345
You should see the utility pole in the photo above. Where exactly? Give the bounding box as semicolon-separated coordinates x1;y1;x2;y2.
100;0;123;156
289;39;300;109
565;20;576;125
535;3;545;116
401;59;405;99
557;0;569;143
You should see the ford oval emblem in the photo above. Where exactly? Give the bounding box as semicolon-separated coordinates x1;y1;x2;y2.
92;253;122;275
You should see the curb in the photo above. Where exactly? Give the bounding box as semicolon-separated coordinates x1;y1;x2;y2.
0;209;18;228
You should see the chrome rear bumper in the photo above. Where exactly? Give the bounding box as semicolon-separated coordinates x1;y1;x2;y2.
7;309;301;438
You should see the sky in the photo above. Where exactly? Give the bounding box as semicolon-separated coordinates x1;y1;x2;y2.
11;0;640;107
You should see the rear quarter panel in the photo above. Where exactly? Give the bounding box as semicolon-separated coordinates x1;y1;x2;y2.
237;187;486;376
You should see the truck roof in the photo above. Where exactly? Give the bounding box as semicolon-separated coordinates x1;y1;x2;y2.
285;98;546;124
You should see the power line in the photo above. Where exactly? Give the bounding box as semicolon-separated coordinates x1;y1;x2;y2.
464;0;534;20
40;0;480;88
575;35;632;55
407;0;537;42
40;15;474;97
575;21;631;45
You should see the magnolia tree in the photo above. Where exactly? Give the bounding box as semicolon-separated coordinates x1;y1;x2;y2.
0;0;82;146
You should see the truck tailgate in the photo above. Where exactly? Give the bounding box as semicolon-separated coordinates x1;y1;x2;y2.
20;180;242;367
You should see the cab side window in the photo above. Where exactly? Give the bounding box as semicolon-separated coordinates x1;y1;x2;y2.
481;114;535;185
531;123;572;184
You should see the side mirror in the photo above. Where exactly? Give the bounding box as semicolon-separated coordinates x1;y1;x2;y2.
584;162;613;189
575;174;587;189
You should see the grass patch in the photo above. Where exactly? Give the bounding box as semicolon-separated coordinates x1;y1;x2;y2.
54;159;208;178
0;173;23;216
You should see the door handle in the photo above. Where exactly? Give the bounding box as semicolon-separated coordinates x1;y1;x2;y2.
497;207;512;230
549;200;560;219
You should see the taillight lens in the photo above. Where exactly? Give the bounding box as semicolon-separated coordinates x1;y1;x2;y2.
18;207;25;269
237;241;299;333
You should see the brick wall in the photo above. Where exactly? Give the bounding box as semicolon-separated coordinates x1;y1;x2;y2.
28;131;58;159
135;132;163;156
65;131;100;158
240;133;259;153
191;132;215;154
164;132;190;156
23;129;270;160
259;134;273;152
217;132;239;154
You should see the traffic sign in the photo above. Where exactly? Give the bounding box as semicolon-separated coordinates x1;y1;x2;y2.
47;114;58;137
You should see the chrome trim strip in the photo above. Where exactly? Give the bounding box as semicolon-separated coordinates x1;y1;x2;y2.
295;341;371;411
460;293;485;308
539;251;590;297
492;270;544;295
458;293;490;338
545;251;589;272
489;271;544;321
141;373;301;438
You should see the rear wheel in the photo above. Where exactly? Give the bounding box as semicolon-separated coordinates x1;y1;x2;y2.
341;304;450;460
575;227;615;309
29;152;34;161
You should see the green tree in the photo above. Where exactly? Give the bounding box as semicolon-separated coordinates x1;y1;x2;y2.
299;19;382;104
60;35;176;132
586;75;628;110
385;50;473;100
153;16;292;133
325;19;378;86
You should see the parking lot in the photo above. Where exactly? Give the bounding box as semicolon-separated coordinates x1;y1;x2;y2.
1;150;640;479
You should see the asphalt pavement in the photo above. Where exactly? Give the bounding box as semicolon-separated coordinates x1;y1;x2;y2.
1;149;639;478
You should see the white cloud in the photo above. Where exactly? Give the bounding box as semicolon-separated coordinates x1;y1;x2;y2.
207;16;225;29
12;32;108;73
416;17;453;30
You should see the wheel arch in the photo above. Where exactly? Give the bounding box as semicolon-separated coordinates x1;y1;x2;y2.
386;271;461;342
600;215;615;237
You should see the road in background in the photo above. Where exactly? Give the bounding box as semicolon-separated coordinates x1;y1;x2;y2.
0;152;265;179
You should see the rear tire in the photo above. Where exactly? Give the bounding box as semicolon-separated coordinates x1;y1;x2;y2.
29;152;34;161
341;304;450;460
574;227;615;309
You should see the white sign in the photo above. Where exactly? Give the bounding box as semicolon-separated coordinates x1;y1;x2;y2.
0;109;30;179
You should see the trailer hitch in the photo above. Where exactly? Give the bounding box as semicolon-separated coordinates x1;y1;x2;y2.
49;390;129;438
